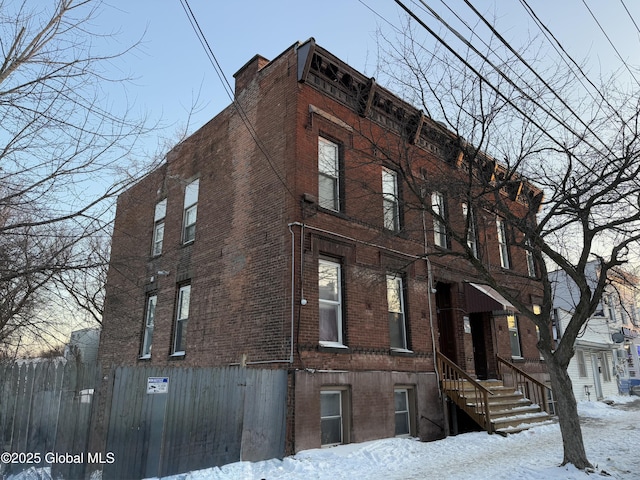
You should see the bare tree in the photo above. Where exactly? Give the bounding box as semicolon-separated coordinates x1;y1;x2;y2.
356;9;640;469
0;0;155;352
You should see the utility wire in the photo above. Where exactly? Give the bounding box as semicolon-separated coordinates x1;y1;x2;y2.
580;0;640;87
457;0;616;157
178;0;296;201
399;0;608;160
620;0;640;37
518;0;618;113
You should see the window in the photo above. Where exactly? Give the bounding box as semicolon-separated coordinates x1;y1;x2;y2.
318;138;340;211
183;179;199;243
462;203;478;258
432;192;448;248
321;389;349;446
525;239;536;277
319;259;344;347
496;218;510;269
394;388;413;437
140;295;157;358
533;305;544;359
605;294;616;322
382;168;400;231
152;199;167;256
507;314;521;358
387;274;408;350
576;349;587;377
172;285;191;355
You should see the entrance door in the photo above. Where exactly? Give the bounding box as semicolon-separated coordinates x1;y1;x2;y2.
470;313;488;380
436;283;456;362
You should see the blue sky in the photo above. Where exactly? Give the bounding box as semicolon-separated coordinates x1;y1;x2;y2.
95;0;640;153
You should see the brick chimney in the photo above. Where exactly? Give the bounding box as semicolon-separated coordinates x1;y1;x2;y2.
233;54;270;97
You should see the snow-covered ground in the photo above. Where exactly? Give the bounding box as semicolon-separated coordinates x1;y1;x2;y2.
153;396;640;480
8;397;640;480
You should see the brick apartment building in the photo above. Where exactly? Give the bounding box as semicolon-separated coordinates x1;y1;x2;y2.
99;39;546;453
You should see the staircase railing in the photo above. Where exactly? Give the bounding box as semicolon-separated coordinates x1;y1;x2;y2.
436;351;495;432
496;356;553;414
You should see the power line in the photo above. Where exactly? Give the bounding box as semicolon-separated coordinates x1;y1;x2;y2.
457;0;616;157
620;0;640;37
178;0;296;201
580;0;640;87
397;0;609;160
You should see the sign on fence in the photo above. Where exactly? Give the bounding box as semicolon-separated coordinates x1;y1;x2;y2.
147;376;169;394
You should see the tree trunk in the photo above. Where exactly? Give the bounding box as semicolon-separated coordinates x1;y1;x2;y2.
546;354;593;469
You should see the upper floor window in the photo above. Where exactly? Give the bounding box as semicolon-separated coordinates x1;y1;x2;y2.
319;258;344;347
496;218;511;269
382;168;400;232
387;274;408;350
605;294;617;322
318;138;340;211
140;295;157;358
525;239;536;277
172;284;191;355
152;199;167;256
462;203;478;258
432;192;448;248
183;179;199;244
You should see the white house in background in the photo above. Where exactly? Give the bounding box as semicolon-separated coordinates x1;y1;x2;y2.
64;328;101;364
551;261;640;400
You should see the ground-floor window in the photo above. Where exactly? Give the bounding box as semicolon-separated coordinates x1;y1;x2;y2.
394;388;414;437
321;389;349;446
507;315;522;358
600;352;612;382
576;349;587;377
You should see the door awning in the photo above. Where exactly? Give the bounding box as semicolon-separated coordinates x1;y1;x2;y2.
465;282;517;315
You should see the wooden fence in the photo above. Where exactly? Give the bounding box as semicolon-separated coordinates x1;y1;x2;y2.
1;360;288;480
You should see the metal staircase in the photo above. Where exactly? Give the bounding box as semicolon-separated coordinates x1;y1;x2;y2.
437;352;555;435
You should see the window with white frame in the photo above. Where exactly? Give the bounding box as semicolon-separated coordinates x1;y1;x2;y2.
600;352;612;382
576;349;587;377
172;285;191;355
321;389;349;446
382;168;400;231
318;138;340;211
496;218;510;269
605;294;616;322
319;259;344;346
387;274;408;350
462;203;478;258
394;388;413;436
140;295;157;358
525;239;536;277
507;314;522;357
183;179;199;244
432;192;448;248
152;199;167;256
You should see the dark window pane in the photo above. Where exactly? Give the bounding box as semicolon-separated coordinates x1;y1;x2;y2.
395;412;409;435
321;417;342;445
389;312;406;349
